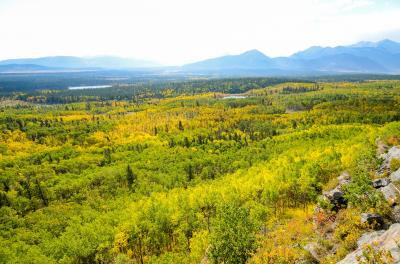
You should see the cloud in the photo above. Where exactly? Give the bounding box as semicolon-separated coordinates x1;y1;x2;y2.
0;0;399;64
332;0;374;11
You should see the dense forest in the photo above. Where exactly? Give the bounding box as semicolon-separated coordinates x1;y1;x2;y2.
1;79;400;263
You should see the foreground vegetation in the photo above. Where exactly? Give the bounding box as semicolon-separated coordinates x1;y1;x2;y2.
1;79;400;263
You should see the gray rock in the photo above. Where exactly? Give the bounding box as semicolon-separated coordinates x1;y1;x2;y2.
360;213;384;228
321;172;352;210
338;223;400;263
323;187;346;210
391;168;400;182
372;178;391;188
378;146;400;174
393;206;400;223
384;146;400;163
324;188;344;201
376;139;389;155
337;171;351;186
304;242;323;262
356;230;385;247
380;183;400;205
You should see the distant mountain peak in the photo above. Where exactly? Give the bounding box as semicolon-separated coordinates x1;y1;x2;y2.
376;39;400;54
240;49;268;57
183;49;272;71
351;41;375;48
351;39;400;49
290;45;325;59
378;39;398;45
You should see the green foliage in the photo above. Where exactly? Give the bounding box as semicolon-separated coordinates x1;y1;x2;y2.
390;158;400;172
343;148;389;213
1;79;400;262
209;203;257;264
126;164;136;190
356;243;394;264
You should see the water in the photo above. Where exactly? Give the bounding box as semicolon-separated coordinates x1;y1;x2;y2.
222;95;247;99
68;85;112;90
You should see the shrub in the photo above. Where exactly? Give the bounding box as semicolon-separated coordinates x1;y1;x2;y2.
390;158;400;172
208;203;257;264
387;135;400;146
356;243;394;264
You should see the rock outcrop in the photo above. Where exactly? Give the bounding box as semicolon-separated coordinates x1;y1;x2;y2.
323;188;346;209
373;148;400;205
391;168;400;182
372;177;391;188
376;139;389;155
378;146;400;175
393;206;400;223
322;172;351;210
380;183;400;205
360;213;384;228
314;145;400;263
304;242;325;263
356;230;385;247
337;171;351;185
338;146;400;263
338;223;400;263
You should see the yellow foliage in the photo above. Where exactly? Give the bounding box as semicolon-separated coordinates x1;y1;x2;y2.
250;208;315;264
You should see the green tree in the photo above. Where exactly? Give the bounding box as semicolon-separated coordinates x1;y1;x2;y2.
178;120;184;131
209;203;257;264
126;165;136;189
184;137;190;148
186;164;194;182
101;148;112;166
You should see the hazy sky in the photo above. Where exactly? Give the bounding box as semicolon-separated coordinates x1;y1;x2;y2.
0;0;400;65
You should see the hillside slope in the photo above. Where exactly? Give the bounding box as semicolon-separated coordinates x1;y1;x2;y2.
1;80;400;263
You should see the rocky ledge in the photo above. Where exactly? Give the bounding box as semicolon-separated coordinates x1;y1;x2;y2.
338;146;400;263
337;223;400;263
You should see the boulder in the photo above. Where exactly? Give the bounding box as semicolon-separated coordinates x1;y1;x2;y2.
321;172;352;210
337;171;351;186
391;168;400;182
304;242;324;263
356;230;385;247
338;223;400;263
383;146;400;163
376;139;389;155
393;205;400;223
360;213;384;228
380;183;400;205
323;187;347;210
372;178;391;188
378;146;400;174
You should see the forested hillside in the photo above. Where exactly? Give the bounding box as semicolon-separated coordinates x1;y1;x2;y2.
1;80;400;263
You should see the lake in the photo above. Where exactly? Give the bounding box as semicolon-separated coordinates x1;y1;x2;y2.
222;95;247;99
68;85;112;90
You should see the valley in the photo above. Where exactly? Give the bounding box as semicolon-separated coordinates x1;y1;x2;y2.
1;79;400;263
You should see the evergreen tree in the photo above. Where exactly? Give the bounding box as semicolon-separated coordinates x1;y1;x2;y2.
126;164;136;189
178;120;184;131
186;164;194;181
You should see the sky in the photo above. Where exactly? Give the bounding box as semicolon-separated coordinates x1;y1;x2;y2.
0;0;400;65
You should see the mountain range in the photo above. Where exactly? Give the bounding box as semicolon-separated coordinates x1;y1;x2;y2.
0;56;159;72
1;39;400;75
183;39;400;75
